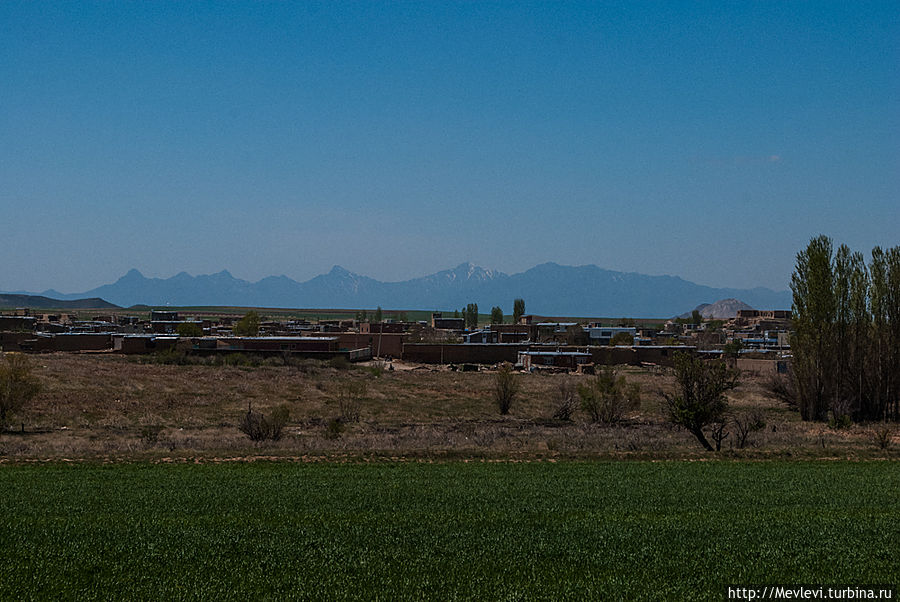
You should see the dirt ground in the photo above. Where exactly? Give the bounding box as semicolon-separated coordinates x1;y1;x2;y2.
1;353;896;460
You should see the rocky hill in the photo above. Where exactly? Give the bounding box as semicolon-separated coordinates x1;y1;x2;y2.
678;298;755;319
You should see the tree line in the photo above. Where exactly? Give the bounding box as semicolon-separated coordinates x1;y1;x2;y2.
790;235;900;423
455;298;526;329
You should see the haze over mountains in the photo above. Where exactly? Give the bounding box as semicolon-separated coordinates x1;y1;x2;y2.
7;263;791;318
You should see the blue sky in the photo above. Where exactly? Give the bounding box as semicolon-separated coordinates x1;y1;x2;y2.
2;1;898;293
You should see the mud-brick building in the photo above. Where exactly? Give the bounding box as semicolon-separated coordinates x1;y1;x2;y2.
518;350;591;371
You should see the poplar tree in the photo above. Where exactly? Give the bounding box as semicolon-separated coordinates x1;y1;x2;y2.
789;237;900;422
465;303;479;329
513;299;525;323
791;235;835;421
847;251;870;418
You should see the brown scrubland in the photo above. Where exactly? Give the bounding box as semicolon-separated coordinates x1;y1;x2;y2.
1;352;896;461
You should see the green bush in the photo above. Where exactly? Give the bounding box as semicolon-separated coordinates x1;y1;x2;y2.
151;348;189;365
176;322;203;337
232;311;261;337
0;353;41;431
828;414;853;430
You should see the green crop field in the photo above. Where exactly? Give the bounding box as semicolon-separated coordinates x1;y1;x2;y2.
1;461;897;600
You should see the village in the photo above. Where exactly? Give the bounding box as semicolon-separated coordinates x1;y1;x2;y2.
0;304;792;376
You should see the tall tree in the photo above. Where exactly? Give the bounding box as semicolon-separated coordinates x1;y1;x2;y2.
789;238;900;423
373;306;383;323
885;247;900;420
868;247;899;421
832;244;852;419
847;251;870;419
490;306;503;324
791;235;836;421
513;298;525;324
465;303;479;329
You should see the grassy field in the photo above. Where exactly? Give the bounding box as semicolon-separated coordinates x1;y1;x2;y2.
0;460;897;600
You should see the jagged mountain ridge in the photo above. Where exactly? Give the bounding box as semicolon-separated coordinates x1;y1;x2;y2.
12;262;791;317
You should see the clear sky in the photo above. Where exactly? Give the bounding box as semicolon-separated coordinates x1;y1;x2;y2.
2;1;898;293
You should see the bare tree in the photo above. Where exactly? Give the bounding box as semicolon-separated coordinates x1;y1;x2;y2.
664;352;739;451
733;411;766;449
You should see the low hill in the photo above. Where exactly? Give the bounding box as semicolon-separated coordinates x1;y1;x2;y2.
0;294;119;310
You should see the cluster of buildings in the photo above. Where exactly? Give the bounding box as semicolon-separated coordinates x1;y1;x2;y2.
0;307;791;374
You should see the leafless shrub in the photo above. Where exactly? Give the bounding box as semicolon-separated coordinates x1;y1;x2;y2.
296;359;322;375
238;403;291;441
552;379;578;421
873;423;894;450
140;425;163;446
764;370;797;409
493;363;519;415
578;366;640;424
829;397;853;427
337;381;367;422
324;418;345;440
733;411;766;449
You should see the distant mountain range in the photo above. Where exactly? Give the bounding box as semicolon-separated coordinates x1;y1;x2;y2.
0;293;119;310
5;263;791;318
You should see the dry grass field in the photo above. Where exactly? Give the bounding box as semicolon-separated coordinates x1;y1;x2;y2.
1;352;896;460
